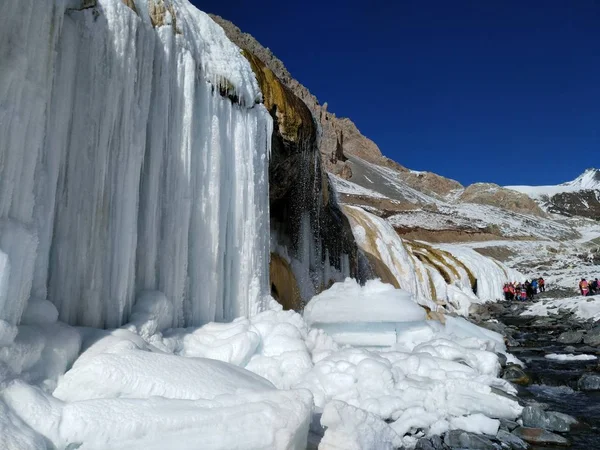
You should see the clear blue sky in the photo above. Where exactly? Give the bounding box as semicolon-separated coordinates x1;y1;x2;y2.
197;0;600;187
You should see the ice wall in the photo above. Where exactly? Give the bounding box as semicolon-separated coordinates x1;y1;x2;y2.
0;0;271;328
343;206;519;312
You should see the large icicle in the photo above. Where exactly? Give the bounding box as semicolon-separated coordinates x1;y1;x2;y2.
0;0;271;328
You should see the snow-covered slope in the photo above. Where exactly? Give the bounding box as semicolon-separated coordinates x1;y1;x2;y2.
506;168;600;200
0;0;271;328
506;169;600;220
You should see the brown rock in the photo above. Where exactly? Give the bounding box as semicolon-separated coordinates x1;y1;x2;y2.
210;15;387;171
511;427;570;446
270;253;301;310
458;183;546;217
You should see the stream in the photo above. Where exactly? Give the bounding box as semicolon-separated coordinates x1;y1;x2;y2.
480;295;600;449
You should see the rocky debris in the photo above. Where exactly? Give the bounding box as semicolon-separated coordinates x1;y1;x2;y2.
496;430;529;449
511;426;570;446
521;405;577;432
502;364;531;386
444;430;497;449
557;330;584;344
577;372;600;391
499;419;519;432
416;435;447;450
583;326;600;346
496;352;508;368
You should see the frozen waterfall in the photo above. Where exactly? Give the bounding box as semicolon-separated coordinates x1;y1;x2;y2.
0;0;272;328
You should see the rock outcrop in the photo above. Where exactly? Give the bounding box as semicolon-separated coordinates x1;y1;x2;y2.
210;15;384;176
238;37;358;306
459;183;546;217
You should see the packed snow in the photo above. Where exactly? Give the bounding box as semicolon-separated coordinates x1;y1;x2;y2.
545;353;597;362
328;174;387;199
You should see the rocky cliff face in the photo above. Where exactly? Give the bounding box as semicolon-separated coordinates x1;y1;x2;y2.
546;190;600;220
210;15;385;177
507;169;600;220
238;38;358;309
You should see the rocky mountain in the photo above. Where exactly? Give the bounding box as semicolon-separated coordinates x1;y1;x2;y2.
507;169;600;220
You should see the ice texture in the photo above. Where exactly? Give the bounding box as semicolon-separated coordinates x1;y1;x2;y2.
0;0;272;328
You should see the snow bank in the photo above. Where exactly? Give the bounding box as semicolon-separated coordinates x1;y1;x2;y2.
523;296;600;321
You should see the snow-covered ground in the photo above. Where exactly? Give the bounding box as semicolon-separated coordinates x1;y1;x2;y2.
0;280;524;449
522;296;600;322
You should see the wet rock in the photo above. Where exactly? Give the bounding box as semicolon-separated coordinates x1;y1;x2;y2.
521;399;549;410
511;426;569;446
496;430;529;449
502;364;531;385
563;345;577;353
416;435;446;450
583;332;600;346
505;335;520;347
499;418;519;432
444;430;496;449
491;387;523;405
496;352;508;368
521;405;577;432
557;330;584;344
577;372;600;391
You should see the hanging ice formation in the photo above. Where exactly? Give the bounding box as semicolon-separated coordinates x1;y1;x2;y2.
0;0;272;328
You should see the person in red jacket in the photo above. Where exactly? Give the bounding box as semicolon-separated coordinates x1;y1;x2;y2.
579;278;589;296
538;277;545;292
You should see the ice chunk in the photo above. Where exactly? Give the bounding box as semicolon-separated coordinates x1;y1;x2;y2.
304;279;426;326
20;299;59;326
319;400;403;450
123;291;174;339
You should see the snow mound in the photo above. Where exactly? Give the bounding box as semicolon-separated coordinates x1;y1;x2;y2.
3;381;312;450
304;278;426;326
53;337;273;402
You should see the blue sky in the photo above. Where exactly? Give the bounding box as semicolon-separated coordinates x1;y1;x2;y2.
197;0;600;186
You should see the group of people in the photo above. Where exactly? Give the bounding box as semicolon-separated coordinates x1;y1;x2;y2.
579;278;599;296
502;278;545;301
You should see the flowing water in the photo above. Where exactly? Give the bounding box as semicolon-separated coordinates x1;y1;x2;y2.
503;313;600;449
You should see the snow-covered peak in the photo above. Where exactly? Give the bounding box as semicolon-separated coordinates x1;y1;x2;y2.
561;168;600;190
506;168;600;200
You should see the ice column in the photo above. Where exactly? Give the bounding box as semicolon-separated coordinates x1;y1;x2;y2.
0;0;271;328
